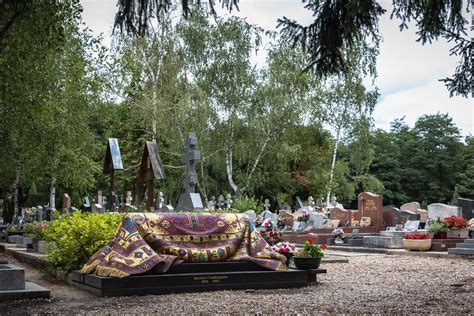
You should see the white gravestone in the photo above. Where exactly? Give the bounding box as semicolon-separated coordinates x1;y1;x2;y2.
261;210;278;225
243;210;257;224
428;203;461;219
308;212;325;229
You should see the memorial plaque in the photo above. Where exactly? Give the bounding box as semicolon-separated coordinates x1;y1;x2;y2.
358;192;383;227
397;210;420;226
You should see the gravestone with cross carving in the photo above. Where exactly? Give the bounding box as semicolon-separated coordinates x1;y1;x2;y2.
264;199;271;212
176;133;204;211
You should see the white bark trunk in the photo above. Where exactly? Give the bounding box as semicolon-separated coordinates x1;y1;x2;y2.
49;175;56;210
326;126;341;206
11;158;21;220
225;126;241;197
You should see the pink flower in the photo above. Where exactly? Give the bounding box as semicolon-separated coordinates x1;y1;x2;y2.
34;223;39;229
41;223;46;229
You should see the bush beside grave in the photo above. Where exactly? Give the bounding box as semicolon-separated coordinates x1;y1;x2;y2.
43;211;123;274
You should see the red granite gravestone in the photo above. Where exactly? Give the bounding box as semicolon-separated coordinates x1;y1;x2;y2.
62;193;71;213
330;207;351;227
358;192;383;228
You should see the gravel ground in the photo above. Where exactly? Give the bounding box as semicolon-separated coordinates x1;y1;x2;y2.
0;254;473;315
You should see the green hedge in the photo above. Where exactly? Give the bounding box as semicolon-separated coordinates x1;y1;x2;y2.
43;211;123;273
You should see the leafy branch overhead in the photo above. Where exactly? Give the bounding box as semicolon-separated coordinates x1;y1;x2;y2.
113;0;240;36
278;0;471;98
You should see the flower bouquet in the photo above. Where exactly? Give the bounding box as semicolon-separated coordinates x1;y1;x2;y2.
442;215;470;238
270;241;295;266
259;219;283;246
295;210;309;222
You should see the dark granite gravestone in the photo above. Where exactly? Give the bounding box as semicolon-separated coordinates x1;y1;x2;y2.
358;192;383;228
397;210;420;226
71;262;326;297
176;133;204;211
383;206;399;228
103;138;124;210
273;199;284;211
137;141;166;209
295;196;304;209
457;198;474;220
330;207;351;227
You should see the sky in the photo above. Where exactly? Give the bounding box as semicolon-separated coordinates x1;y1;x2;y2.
80;0;473;137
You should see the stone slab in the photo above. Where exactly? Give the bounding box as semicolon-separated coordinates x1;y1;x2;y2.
71;265;321;297
431;239;465;252
0;264;25;290
447;248;474;255
0;282;50;301
363;236;404;249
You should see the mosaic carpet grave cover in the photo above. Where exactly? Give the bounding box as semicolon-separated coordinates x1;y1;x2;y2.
81;213;286;278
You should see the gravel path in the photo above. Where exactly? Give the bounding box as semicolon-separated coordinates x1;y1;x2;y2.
1;254;473;315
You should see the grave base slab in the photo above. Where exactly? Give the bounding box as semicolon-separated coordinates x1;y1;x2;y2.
0;282;50;301
71;262;326;297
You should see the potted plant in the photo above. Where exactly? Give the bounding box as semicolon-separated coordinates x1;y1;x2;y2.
293;237;326;269
442;215;470;238
33;222;48;254
427;218;450;239
270;241;295;266
403;233;431;251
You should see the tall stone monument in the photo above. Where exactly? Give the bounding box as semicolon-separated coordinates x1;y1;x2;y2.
357;192;383;228
176;133;204;211
103;138;124;210
137;141;166;210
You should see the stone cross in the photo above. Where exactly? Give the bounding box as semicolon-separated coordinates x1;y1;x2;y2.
126;191;133;205
218;195;225;209
264;199;270;211
181;133;200;194
158;192;165;208
208;196;216;210
308;196;315;207
37;206;43;222
225;194;233;209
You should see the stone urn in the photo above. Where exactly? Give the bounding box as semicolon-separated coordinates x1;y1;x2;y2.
403;239;432;251
293;256;322;270
447;229;469;239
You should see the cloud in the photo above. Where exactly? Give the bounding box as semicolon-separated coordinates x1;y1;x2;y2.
374;80;473;137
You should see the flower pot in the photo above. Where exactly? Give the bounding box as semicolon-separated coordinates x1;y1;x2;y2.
403;239;432;251
433;232;447;239
37;240;47;254
293;256;322;270
447;229;469;238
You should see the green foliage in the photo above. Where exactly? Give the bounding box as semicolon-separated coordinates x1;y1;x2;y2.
427;218;450;233
43;212;123;273
232;195;263;213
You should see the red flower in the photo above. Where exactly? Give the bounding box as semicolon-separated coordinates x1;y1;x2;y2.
306;237;314;244
320;244;327;250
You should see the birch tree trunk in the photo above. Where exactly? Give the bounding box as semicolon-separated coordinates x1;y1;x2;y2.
225;125;241;197
49;175;56;210
326;125;341;206
11;158;21;220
